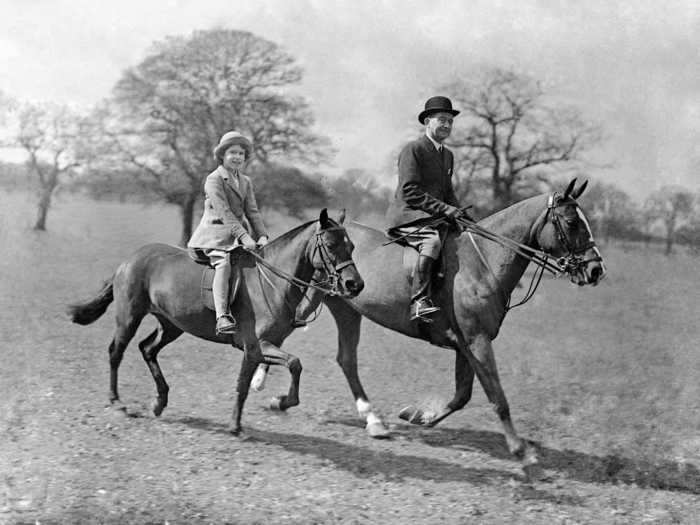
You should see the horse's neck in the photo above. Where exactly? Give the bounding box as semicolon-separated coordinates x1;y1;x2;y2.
472;194;548;295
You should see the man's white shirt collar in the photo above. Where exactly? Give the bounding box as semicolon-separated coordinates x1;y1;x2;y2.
425;132;443;152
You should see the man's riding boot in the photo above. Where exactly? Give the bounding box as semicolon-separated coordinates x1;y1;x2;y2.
212;263;237;335
410;255;441;322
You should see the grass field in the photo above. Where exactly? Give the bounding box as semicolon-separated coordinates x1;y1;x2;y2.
1;189;699;523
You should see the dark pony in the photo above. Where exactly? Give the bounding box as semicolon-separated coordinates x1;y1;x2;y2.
68;209;363;436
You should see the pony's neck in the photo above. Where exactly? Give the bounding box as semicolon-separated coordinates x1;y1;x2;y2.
259;222;318;310
474;193;548;296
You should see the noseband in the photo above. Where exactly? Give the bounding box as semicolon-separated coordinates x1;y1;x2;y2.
543;194;602;275
311;226;357;297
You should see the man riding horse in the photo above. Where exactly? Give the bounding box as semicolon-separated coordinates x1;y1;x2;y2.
386;96;473;322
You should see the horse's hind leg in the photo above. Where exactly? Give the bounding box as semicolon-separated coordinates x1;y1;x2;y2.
138;315;183;416
259;340;302;411
324;296;390;438
400;349;475;427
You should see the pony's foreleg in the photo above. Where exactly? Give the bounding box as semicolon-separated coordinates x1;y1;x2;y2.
258;340;302;411
250;364;270;392
251;289;322;392
138;317;183;417
325;296;390;439
229;339;264;436
399;349;475;427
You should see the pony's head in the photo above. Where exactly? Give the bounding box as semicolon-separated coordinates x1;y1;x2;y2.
310;209;364;298
534;179;606;286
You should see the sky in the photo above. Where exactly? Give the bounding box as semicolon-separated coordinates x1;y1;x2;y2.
1;0;699;202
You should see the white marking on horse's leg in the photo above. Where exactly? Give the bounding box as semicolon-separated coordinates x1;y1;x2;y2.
251;364;268;392
356;399;381;425
356;398;372;417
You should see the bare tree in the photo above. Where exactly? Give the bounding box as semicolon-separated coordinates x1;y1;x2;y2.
443;68;602;210
97;29;331;246
579;180;640;244
1;100;88;230
644;185;696;255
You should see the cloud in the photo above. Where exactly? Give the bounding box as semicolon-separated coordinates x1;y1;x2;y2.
0;0;698;199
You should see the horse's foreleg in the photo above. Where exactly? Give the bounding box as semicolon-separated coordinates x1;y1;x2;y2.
259;340;302;411
138;317;183;417
400;349;475;427
325;296;390;439
467;334;535;465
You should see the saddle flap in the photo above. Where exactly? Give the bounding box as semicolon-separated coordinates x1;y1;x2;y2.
197;259;243;312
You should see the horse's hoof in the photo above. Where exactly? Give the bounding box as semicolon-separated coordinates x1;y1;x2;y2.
521;444;547;482
398;405;425;425
366;421;391;439
522;461;548;482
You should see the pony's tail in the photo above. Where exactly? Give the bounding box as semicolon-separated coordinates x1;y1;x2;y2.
67;277;114;325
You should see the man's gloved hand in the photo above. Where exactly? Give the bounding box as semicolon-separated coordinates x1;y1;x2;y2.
444;205;462;220
256;236;269;248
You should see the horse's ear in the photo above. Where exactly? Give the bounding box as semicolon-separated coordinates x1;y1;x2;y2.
564;178;577;199
572;179;588;199
319;208;330;228
338;208;346;225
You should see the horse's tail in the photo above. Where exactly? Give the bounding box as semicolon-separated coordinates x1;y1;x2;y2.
67;277;114;325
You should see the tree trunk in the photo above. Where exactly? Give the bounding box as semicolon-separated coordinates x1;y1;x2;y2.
179;193;197;247
665;234;673;256
33;186;53;231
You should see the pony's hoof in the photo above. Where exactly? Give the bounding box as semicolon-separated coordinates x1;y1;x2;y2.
151;400;165;417
269;397;286;411
251;369;268;392
398;405;425;425
366;421;391;439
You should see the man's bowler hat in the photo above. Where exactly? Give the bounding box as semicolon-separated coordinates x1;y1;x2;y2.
418;96;460;124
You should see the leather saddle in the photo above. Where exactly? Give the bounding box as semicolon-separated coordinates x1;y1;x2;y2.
188;248;251;312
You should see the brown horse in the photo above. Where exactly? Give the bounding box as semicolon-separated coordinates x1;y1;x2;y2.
67;209;363;436
252;179;606;468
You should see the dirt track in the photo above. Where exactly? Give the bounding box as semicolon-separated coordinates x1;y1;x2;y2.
1;195;699;524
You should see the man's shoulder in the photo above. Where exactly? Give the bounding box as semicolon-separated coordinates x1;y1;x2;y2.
400;135;431;153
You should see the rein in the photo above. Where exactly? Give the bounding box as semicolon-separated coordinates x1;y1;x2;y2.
248;225;357;326
384;193;598;311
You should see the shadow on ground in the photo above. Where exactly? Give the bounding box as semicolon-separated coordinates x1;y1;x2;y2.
384;422;700;495
167;415;586;507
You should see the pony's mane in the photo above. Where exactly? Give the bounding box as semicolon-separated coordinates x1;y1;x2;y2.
265;216;341;248
267;219;317;247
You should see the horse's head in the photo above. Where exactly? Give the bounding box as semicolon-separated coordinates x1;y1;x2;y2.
534;179;606;286
310;209;364;298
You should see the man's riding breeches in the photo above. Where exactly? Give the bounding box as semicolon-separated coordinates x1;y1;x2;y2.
390;225;442;260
